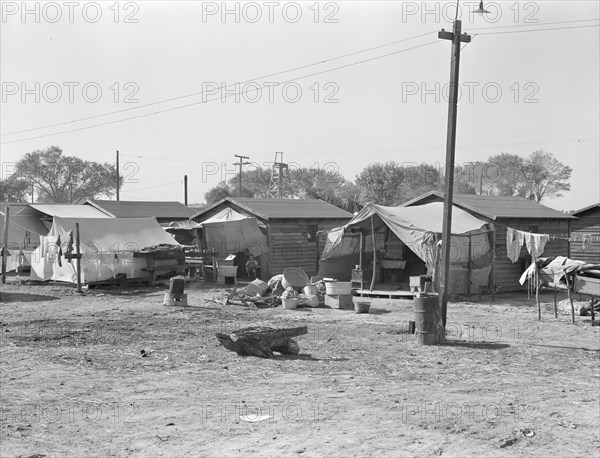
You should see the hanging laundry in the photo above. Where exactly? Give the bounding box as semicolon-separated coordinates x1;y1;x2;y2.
506;227;525;263
56;235;63;267
525;232;549;260
582;235;591;251
64;231;74;263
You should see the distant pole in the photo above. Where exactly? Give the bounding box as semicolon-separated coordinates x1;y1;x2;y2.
1;206;9;284
184;175;188;206
116;150;120;201
439;18;471;329
234;154;250;197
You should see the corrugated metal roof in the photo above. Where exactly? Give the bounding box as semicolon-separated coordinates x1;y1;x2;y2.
87;200;194;219
193;198;353;221
401;191;574;220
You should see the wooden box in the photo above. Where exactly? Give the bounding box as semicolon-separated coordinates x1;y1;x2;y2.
325;294;354;310
574;275;600;297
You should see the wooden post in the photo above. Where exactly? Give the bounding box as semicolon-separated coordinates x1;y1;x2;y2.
553;290;558;318
370;216;376;292
564;274;575;324
1;206;9;284
75;222;82;292
491;222;496;303
358;230;364;270
536;263;541;321
467;233;472;296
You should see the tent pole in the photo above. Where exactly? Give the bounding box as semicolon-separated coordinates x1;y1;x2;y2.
75;222;82;293
370;216;376;291
491;222;496;303
467;233;472;296
536;263;541;320
2;207;9;284
359;230;364;270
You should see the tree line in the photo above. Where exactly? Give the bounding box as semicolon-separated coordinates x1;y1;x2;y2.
1;146;571;210
205;150;572;210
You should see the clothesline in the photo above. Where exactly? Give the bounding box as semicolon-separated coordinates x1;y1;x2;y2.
493;221;600;242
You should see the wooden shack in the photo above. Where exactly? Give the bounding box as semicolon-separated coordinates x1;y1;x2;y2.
569;204;600;264
191;198;353;278
402;191;575;292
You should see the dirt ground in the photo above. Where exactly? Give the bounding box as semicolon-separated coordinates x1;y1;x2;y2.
1;275;599;458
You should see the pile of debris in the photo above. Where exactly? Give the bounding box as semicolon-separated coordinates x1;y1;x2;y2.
223;268;328;309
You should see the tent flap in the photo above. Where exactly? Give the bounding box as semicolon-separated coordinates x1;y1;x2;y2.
322;202;491;271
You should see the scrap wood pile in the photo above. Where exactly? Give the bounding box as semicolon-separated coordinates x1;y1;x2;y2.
216;325;308;358
138;244;184;253
222;289;281;308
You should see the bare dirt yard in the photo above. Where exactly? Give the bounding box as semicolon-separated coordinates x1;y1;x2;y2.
1;276;599;457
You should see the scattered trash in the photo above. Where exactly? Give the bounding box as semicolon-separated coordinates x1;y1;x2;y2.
521;428;535;437
140;348;154;357
240;414;272;423
499;437;518;448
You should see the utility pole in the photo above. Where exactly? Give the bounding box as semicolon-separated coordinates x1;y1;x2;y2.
116;150;120;201
439;19;471;329
438;1;488;328
234;154;250;197
184;175;188;206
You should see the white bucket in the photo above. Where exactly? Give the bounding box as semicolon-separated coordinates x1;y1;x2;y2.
303;285;317;295
282;297;299;310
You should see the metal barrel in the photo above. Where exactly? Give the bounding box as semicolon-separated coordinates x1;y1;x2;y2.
413;293;444;345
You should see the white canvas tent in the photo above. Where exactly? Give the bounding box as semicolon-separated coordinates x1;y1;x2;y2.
321;202;492;294
1;204;39;272
30;217;180;283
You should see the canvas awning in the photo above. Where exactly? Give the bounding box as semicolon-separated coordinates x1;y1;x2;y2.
322;202;491;269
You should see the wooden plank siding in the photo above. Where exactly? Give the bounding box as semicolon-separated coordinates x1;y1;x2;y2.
570;208;600;264
494;218;570;292
267;218;348;277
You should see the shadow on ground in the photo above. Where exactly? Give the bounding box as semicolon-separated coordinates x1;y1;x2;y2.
0;292;60;303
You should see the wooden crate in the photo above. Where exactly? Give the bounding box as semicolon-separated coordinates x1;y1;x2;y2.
325;294;353;310
574;275;600;297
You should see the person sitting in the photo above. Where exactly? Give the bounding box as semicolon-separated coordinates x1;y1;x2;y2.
245;254;259;280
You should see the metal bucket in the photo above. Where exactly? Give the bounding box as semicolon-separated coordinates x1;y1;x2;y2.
413;293;444;345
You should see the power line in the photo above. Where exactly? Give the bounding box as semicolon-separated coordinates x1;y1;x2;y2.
122;181;181;192
0;41;440;145
477;24;599;35
467;17;599;31
1;31;436;137
3;18;596;138
2;19;598;144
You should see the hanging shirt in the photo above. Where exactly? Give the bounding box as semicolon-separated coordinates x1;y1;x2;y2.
525;233;549;260
506;228;525;263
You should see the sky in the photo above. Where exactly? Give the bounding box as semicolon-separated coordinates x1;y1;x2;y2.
1;0;599;211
